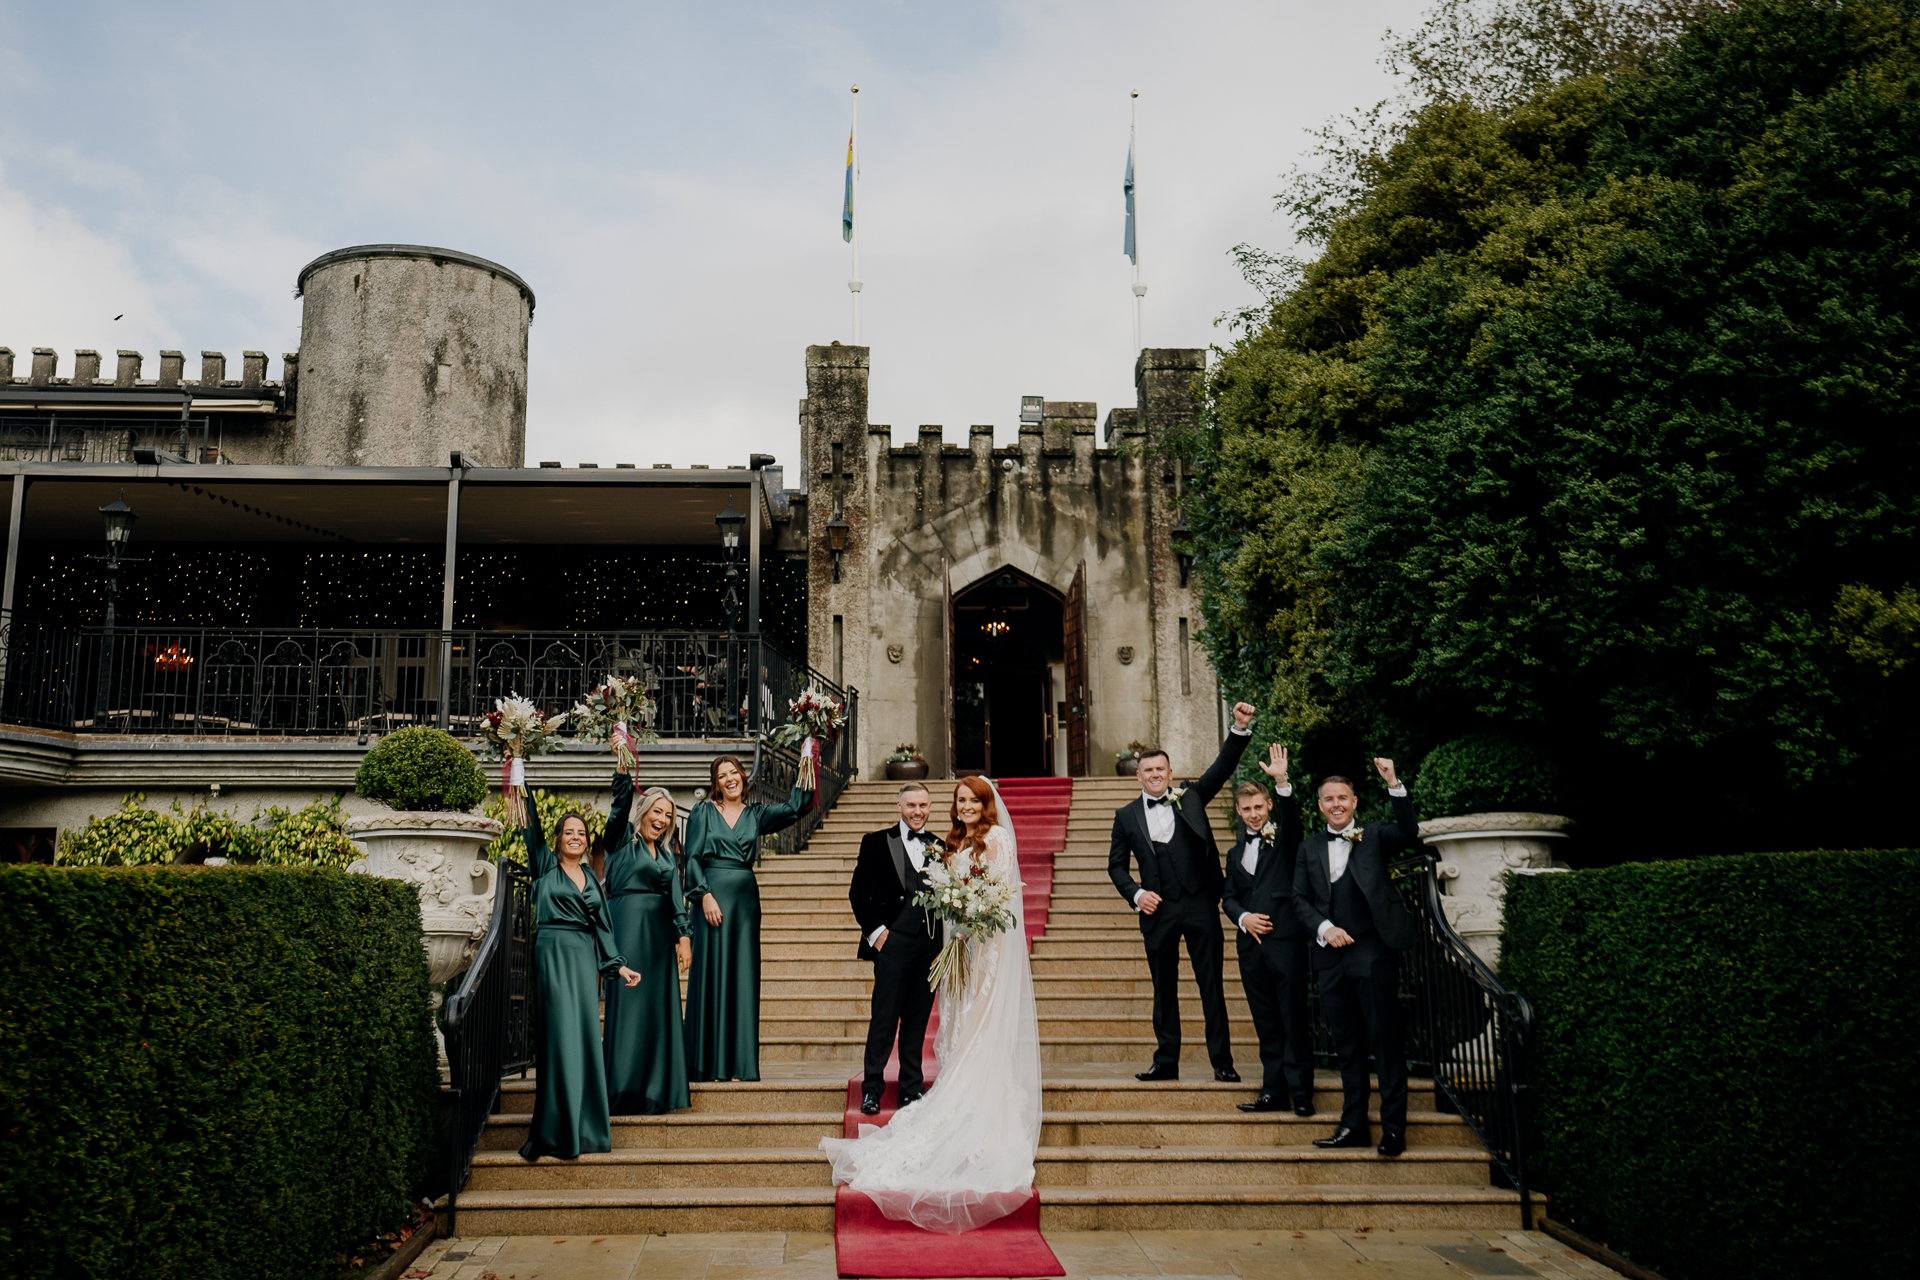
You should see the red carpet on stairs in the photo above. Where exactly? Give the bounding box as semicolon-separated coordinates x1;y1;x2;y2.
832;777;1071;1277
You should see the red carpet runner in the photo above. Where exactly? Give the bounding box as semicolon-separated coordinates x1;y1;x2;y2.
833;777;1070;1278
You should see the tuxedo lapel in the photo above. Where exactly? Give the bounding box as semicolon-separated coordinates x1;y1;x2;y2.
886;831;909;889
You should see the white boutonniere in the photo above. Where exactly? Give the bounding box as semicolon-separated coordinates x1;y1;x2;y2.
1336;827;1364;844
1167;785;1187;804
1258;821;1277;841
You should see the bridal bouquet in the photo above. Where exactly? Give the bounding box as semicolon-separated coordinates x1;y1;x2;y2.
766;685;846;792
913;854;1019;995
482;694;568;827
571;674;658;776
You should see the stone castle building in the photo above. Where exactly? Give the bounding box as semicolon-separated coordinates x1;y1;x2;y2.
0;243;1218;854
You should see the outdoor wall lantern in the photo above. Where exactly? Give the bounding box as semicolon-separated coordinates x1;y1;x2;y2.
1171;514;1195;589
825;512;851;583
92;489;142;728
716;496;745;632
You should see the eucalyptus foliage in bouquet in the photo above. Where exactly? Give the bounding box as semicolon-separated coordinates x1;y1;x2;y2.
482;694;568;826
572;673;658;776
912;854;1019;996
766;685;846;792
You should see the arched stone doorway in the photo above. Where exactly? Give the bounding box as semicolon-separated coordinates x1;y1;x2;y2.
947;566;1065;777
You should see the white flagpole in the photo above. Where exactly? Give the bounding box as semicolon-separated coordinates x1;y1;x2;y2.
849;85;862;345
1131;90;1146;354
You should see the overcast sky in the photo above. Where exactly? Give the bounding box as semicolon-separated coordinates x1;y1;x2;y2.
0;0;1422;470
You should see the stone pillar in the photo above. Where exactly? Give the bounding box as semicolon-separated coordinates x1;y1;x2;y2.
1136;348;1216;765
1018;420;1042;482
29;349;55;386
801;343;873;772
199;351;226;387
1041;401;1096;454
241;351;267;388
72;350;101;386
918;426;944;523
1103;406;1138;446
115;351;143;386
158;351;184;387
969;424;993;491
0;349;13;382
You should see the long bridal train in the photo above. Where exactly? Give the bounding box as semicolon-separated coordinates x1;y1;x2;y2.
820;807;1043;1234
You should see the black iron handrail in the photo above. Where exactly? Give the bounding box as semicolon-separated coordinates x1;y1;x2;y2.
0;612;822;743
440;855;534;1236
1392;852;1535;1228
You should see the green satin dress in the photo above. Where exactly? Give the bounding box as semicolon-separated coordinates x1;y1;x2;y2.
519;794;628;1161
601;771;692;1114
682;787;811;1082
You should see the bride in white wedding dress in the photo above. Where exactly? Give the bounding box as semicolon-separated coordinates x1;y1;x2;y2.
820;774;1042;1233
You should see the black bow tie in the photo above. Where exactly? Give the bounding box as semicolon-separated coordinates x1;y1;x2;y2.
1146;795;1172;808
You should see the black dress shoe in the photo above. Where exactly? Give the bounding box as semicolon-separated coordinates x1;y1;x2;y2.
859;1093;881;1116
1312;1125;1371;1149
1135;1064;1180;1081
1292;1096;1316;1117
897;1090;923;1107
1213;1067;1241;1083
1377;1130;1406;1157
1237;1093;1284;1113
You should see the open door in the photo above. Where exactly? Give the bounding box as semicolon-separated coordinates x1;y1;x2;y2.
942;560;955;778
1063;560;1089;776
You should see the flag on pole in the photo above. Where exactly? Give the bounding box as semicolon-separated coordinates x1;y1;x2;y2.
843;133;855;242
1123;137;1137;263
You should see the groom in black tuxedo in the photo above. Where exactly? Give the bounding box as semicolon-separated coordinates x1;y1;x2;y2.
1221;746;1315;1116
1107;701;1256;1082
849;782;942;1115
1292;759;1420;1156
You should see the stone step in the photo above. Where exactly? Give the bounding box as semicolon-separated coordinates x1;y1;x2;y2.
467;1148;831;1191
1033;1185;1527;1232
443;1186;833;1235
495;1079;845;1116
1038;1111;1473;1149
480;1112;842;1151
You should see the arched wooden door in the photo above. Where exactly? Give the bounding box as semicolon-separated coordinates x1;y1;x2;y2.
1063;561;1089;776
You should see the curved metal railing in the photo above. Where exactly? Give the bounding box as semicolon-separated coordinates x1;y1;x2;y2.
439;856;534;1236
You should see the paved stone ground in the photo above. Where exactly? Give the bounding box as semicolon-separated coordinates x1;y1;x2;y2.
404;1229;1619;1280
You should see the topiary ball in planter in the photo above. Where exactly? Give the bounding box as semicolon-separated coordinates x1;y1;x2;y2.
354;726;488;812
1415;732;1560;820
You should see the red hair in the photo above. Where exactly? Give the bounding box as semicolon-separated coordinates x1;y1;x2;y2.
944;776;1001;868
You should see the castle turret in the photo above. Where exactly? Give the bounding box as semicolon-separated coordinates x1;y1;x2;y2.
292;244;533;468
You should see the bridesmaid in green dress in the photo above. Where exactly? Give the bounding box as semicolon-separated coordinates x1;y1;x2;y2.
519;796;643;1161
682;754;812;1082
601;774;694;1114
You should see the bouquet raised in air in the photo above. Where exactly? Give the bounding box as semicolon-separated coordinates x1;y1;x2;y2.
766;686;847;792
913;851;1019;995
571;674;658;776
482;694;568;827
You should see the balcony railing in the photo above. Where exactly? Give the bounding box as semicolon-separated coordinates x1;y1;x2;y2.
0;613;844;742
0;414;214;465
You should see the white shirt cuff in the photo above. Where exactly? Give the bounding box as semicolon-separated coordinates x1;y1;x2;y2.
1228;723;1251;736
1315;919;1334;945
1276;784;1292;797
867;926;886;946
1236;912;1253;931
1132;888;1147;908
1388;783;1407;796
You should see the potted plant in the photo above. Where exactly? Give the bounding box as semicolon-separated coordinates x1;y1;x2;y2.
885;743;929;781
1115;740;1150;776
345;727;502;1073
1413;731;1572;967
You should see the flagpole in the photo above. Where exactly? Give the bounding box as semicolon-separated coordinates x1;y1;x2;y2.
849;85;862;345
1131;90;1145;354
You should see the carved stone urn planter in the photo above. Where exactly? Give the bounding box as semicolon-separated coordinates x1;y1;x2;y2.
345;811;504;1075
1417;811;1572;970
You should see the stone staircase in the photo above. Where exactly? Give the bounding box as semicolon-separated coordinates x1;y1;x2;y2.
449;775;1529;1234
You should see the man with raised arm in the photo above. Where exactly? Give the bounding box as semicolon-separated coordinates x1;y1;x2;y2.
1106;702;1257;1083
1292;759;1420;1156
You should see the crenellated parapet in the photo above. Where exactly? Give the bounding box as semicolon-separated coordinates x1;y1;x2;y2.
0;345;289;392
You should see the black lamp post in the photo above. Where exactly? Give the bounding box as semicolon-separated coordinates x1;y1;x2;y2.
92;489;140;728
825;512;850;583
1171;514;1195;589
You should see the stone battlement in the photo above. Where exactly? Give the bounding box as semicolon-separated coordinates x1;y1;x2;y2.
0;346;292;393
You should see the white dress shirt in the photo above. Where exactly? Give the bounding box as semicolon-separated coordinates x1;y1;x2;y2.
1131;722;1253;908
1314;784;1407;944
868;821;933;946
1233;783;1291;931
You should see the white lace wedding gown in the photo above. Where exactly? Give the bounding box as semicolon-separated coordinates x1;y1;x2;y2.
819;818;1043;1233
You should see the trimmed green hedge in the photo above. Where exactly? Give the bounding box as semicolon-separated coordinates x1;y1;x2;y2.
1503;850;1920;1280
0;865;437;1280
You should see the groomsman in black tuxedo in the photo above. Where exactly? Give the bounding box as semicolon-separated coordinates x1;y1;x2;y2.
849;782;942;1115
1107;701;1257;1082
1293;759;1420;1156
1221;745;1315;1116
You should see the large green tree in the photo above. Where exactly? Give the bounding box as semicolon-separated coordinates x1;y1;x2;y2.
1191;0;1920;851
